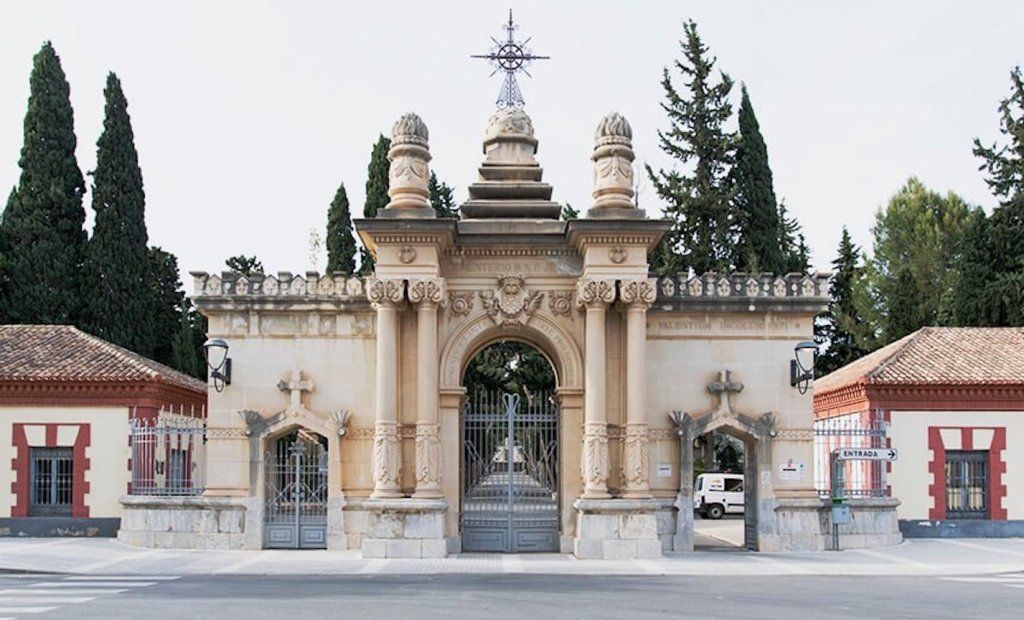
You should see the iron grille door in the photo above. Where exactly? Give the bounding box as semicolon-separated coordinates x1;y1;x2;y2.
30;447;73;516
946;450;988;519
461;391;560;552
264;433;329;549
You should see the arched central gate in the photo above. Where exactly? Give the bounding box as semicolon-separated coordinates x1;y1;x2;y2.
461;392;560;552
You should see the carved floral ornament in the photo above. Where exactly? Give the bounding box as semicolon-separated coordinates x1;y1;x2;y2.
548;291;574;319
576;278;616;309
619;279;657;307
480;274;543;327
448;291;475;316
366;278;405;306
407;278;447;306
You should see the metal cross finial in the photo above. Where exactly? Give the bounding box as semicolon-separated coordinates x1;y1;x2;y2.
471;10;550;108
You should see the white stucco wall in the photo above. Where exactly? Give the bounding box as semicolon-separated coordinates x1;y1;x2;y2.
0;406;130;518
889;410;1023;520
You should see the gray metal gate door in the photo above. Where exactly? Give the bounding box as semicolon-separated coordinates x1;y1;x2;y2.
264;433;328;549
461;392;559;552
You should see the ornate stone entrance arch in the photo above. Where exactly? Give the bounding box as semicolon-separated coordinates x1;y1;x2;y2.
440;311;583;391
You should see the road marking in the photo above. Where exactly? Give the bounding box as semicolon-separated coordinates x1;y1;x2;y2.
0;596;96;604
215;551;280;574
75;548;162;573
64;575;179;581
0;608;57;614
30;581;156;588
0;589;127;595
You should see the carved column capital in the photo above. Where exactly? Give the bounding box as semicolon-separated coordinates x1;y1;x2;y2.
407;277;447;308
576;278;617;309
619;278;657;309
366;278;406;307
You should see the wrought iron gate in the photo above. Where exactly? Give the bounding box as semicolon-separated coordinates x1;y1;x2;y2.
264;432;328;549
461;392;560;552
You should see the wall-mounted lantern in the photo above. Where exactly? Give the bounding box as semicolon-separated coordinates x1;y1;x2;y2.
203;338;232;392
790;341;818;395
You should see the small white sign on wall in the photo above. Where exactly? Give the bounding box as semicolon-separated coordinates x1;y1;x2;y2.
656;463;672;477
778;458;806;481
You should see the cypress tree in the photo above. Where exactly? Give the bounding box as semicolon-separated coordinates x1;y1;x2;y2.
646;20;736;277
733;85;785;274
815;228;868;375
325;183;357;274
0;42;86;325
358;135;391;275
428;171;459;219
148;246;186;366
82;73;153;354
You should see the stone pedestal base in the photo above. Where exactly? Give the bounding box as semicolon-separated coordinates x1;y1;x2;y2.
344;498;448;559
828;497;903;550
573;498;662;560
758;497;826;552
117;495;262;550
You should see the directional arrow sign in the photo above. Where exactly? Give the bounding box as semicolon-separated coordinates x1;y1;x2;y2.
834;447;898;461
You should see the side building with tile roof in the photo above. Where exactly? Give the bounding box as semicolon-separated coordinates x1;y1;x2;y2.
813;327;1024;537
0;325;207;537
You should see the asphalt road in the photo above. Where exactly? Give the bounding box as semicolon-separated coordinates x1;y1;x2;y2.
0;572;1019;620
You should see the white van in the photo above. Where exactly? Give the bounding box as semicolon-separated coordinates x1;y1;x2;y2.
693;473;744;519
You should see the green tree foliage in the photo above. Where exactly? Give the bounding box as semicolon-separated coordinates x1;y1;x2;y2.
815;228;869;376
560;203;579;220
0;42;86;325
82;73;153;353
359;135;391;274
778;201;809;273
946;67;1024;327
325;183;357;274
428;171;459;219
149;247;205;379
732;85;785;274
646;20;736;277
225;255;263;276
853;178;973;349
463;341;556;399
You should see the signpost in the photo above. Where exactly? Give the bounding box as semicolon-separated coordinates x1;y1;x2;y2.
829;447;898;550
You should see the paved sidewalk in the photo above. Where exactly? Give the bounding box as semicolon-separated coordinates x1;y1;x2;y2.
1;537;1023;577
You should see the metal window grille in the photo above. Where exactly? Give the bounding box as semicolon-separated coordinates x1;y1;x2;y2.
30;447;74;516
129;406;206;496
814;410;889;498
945;450;988;519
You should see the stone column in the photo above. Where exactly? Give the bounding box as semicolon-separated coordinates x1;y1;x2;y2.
619;279;656;499
367;278;405;498
408;278;446;498
576;278;616;499
379;113;435;219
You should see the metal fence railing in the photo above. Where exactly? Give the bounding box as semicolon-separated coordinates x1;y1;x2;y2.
129;407;206;496
813;410;889;499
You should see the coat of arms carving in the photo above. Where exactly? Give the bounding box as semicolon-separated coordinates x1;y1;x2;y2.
480;274;543;327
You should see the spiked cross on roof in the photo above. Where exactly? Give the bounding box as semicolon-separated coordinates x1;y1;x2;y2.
471;9;550;108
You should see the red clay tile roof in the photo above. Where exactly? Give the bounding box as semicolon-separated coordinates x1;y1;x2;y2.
815;327;1024;394
0;324;206;393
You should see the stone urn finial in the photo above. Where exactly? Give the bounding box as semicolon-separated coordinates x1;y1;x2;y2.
587;111;643;219
380;112;434;218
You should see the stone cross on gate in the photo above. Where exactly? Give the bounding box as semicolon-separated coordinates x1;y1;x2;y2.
277;368;315;415
706;369;744;418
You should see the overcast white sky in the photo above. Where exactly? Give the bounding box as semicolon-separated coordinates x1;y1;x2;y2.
2;1;1021;291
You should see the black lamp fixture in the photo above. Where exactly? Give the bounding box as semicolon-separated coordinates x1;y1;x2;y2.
790;341;818;395
203;338;232;392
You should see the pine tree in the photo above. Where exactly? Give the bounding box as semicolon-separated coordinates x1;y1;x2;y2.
973;66;1024;202
148;247;185;365
733;85;785;274
325;183;357;274
560;203;579;220
646;20;736;277
815;228;868;375
82;73;153;353
225;255;263;276
428;171;459;219
358;135;390;275
0;42;86;325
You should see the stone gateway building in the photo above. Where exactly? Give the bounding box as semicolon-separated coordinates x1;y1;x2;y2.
119;107;898;557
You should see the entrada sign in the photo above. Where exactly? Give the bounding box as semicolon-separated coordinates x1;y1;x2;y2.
834;447;898;461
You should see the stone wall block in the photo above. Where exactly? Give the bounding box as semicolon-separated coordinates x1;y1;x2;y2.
218;509;243;534
386;539;423;558
601;539;638;560
636;539;662;560
577;514;619;540
147;509;170;532
420;539;447;558
362;538;387;558
573;538;602;559
621;514;657;540
403;513;443;539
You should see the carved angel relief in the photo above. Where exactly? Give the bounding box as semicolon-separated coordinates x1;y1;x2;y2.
480;274;543;327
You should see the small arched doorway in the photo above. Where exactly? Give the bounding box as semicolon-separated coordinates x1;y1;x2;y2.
263;428;329;549
460;340;560;552
693;428;756;551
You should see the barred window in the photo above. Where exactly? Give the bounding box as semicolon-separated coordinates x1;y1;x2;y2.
946;450;988;519
30;447;73;516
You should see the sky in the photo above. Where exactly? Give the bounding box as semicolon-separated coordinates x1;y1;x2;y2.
1;1;1021;293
